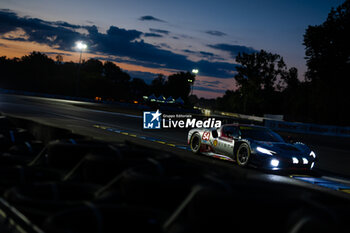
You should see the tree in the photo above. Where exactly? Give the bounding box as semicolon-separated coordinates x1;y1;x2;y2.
216;90;241;113
234;50;291;114
20;52;56;92
55;54;63;64
165;71;195;101
130;78;148;99
150;74;166;96
103;61;130;84
303;0;350;125
282;67;299;90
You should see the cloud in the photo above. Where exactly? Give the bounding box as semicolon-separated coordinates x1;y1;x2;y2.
193;86;226;94
183;49;222;60
149;28;170;35
208;43;257;58
0;9;240;79
158;43;171;49
143;32;163;38
43;51;72;56
199;51;215;57
205;30;227;37
200;80;221;85
138;15;166;22
0;9;82;50
54;21;81;29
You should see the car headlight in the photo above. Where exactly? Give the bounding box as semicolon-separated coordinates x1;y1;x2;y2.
302;158;309;164
292;157;299;164
270;159;279;167
256;146;276;155
309;151;316;159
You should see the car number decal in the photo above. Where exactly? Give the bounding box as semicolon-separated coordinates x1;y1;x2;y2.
202;131;210;141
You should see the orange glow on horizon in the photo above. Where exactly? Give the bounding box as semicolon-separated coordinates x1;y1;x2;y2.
0;38;172;76
0;39;228;98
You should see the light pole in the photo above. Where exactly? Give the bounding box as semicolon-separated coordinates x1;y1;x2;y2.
190;69;199;96
75;41;87;97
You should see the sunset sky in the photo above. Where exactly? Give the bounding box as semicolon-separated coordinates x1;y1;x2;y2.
0;0;344;98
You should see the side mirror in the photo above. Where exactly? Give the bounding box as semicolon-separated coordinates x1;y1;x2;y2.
212;129;218;138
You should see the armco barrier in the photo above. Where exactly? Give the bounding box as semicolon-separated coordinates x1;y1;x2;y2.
265;120;350;138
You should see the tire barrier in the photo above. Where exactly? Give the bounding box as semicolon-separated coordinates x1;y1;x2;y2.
0;114;349;233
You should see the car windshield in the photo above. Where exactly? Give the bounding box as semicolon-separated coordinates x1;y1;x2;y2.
239;127;284;142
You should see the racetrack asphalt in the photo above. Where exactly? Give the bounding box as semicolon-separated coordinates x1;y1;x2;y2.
1;93;350;198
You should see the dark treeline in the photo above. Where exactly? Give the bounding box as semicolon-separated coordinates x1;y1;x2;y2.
0;52;195;102
216;0;350;126
0;1;349;126
215;50;306;122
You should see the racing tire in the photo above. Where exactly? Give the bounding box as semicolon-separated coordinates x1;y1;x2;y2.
236;143;250;167
190;133;201;154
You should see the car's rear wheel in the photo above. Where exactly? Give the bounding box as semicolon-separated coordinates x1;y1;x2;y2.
236;143;250;167
190;133;201;154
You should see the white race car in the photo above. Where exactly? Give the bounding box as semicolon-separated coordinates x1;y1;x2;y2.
188;124;316;170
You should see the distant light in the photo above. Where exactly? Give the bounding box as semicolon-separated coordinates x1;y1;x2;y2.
76;41;87;50
271;159;279;167
133;100;138;104
192;69;199;74
302;158;308;164
188;79;193;83
292;157;299;164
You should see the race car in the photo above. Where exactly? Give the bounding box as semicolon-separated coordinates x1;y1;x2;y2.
188;124;317;170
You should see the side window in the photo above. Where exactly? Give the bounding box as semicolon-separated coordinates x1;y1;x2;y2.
222;126;239;138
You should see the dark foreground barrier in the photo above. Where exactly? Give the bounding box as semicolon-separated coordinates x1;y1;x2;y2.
0;114;350;233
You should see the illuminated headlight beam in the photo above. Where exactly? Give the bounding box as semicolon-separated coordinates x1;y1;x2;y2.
292;157;299;164
271;159;279;167
302;158;308;164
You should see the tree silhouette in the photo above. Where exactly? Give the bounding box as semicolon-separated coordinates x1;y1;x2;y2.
130;78;149;100
150;74;166;96
103;61;130;84
165;71;195;100
0;51;197;106
19;52;56;92
303;0;350;125
234;50;292;114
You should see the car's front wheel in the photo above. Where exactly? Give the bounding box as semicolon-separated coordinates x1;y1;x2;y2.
190;133;201;154
236;143;250;167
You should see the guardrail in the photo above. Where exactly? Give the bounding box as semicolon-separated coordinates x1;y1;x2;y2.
195;107;350;138
265;120;350;138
